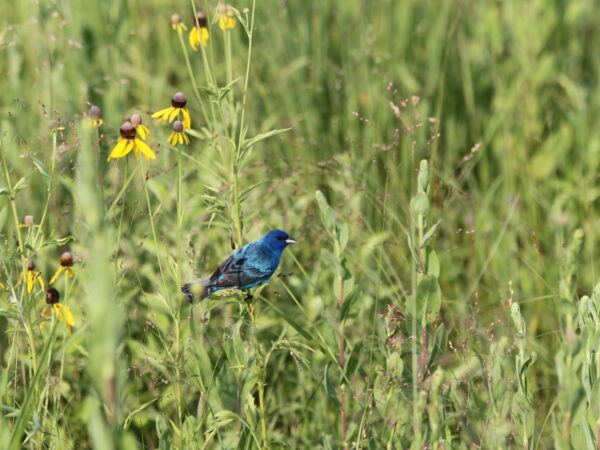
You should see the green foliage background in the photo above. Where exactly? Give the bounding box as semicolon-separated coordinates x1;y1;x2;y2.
1;0;600;448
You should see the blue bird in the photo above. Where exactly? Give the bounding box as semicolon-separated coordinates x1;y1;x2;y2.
182;229;296;302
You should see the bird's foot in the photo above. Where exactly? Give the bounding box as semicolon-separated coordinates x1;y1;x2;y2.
244;291;253;302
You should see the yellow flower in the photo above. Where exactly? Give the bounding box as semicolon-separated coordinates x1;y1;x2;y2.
168;120;190;146
217;4;236;30
19;259;45;293
189;12;209;49
50;252;75;284
43;288;75;334
88;105;104;128
131;113;151;140
171;13;187;35
152;92;191;129
107;122;156;161
0;280;4;289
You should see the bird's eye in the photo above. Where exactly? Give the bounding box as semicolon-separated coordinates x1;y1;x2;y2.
277;236;285;240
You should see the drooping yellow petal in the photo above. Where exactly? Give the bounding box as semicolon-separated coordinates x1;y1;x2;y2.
183;132;190;144
27;270;35;293
136;125;150;140
178;133;183;145
49;266;65;285
201;27;210;45
135;139;156;160
219;15;236;30
181;109;191;129
53;303;75;334
168;107;180;122
0;280;4;289
67;267;74;278
38;274;45;291
189;27;200;50
107;139;127;160
168;132;176;145
152;106;174;120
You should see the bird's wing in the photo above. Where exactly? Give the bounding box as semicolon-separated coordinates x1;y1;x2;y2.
207;243;275;289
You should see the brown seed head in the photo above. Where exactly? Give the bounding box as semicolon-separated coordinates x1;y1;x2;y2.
27;259;36;271
171;14;181;25
88;105;102;120
119;122;136;139
194;12;208;28
60;252;74;267
171;92;187;108
24;215;34;226
172;120;184;133
46;288;60;304
131;113;142;126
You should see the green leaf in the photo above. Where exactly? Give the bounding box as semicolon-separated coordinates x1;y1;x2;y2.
29;155;51;183
241;128;291;152
0;187;10;196
415;275;441;319
123;399;157;429
324;364;340;407
315;190;337;235
340;286;361;321
427;249;440;277
421;219;441;247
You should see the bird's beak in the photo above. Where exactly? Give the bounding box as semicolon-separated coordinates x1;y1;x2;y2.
285;237;297;244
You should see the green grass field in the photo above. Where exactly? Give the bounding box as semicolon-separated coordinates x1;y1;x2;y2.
1;0;600;448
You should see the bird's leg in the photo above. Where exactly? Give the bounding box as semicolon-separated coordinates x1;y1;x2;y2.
244;290;254;302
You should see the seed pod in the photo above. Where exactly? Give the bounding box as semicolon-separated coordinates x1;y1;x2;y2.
131;114;142;126
88;105;102;120
171;92;187;108
119;122;136;139
46;288;60;304
24;215;34;226
60;252;74;267
172;120;184;133
171;14;181;26
194;12;208;28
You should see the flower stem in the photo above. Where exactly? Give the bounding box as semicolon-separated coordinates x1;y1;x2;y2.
139;159;168;296
0;140;24;253
247;299;269;448
34;131;57;245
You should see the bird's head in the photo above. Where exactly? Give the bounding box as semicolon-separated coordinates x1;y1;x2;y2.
261;229;296;253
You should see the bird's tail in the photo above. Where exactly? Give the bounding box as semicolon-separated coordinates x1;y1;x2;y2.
181;281;209;303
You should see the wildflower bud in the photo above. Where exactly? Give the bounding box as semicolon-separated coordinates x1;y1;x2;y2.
88;105;102;120
171;92;187;108
194;12;208;28
410;193;430;219
172;120;184;133
171;14;181;26
48;120;61;131
218;3;231;15
27;259;36;271
46;287;60;304
119;122;136;139
24;215;34;226
418;159;430;194
131;114;143;126
60;252;74;267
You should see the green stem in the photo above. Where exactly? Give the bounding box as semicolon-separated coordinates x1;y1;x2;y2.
176;28;210;124
0;141;24;253
34;132;57;245
248;299;268;448
139;158;168;296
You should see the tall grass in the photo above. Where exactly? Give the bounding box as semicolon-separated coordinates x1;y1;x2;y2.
1;0;600;447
